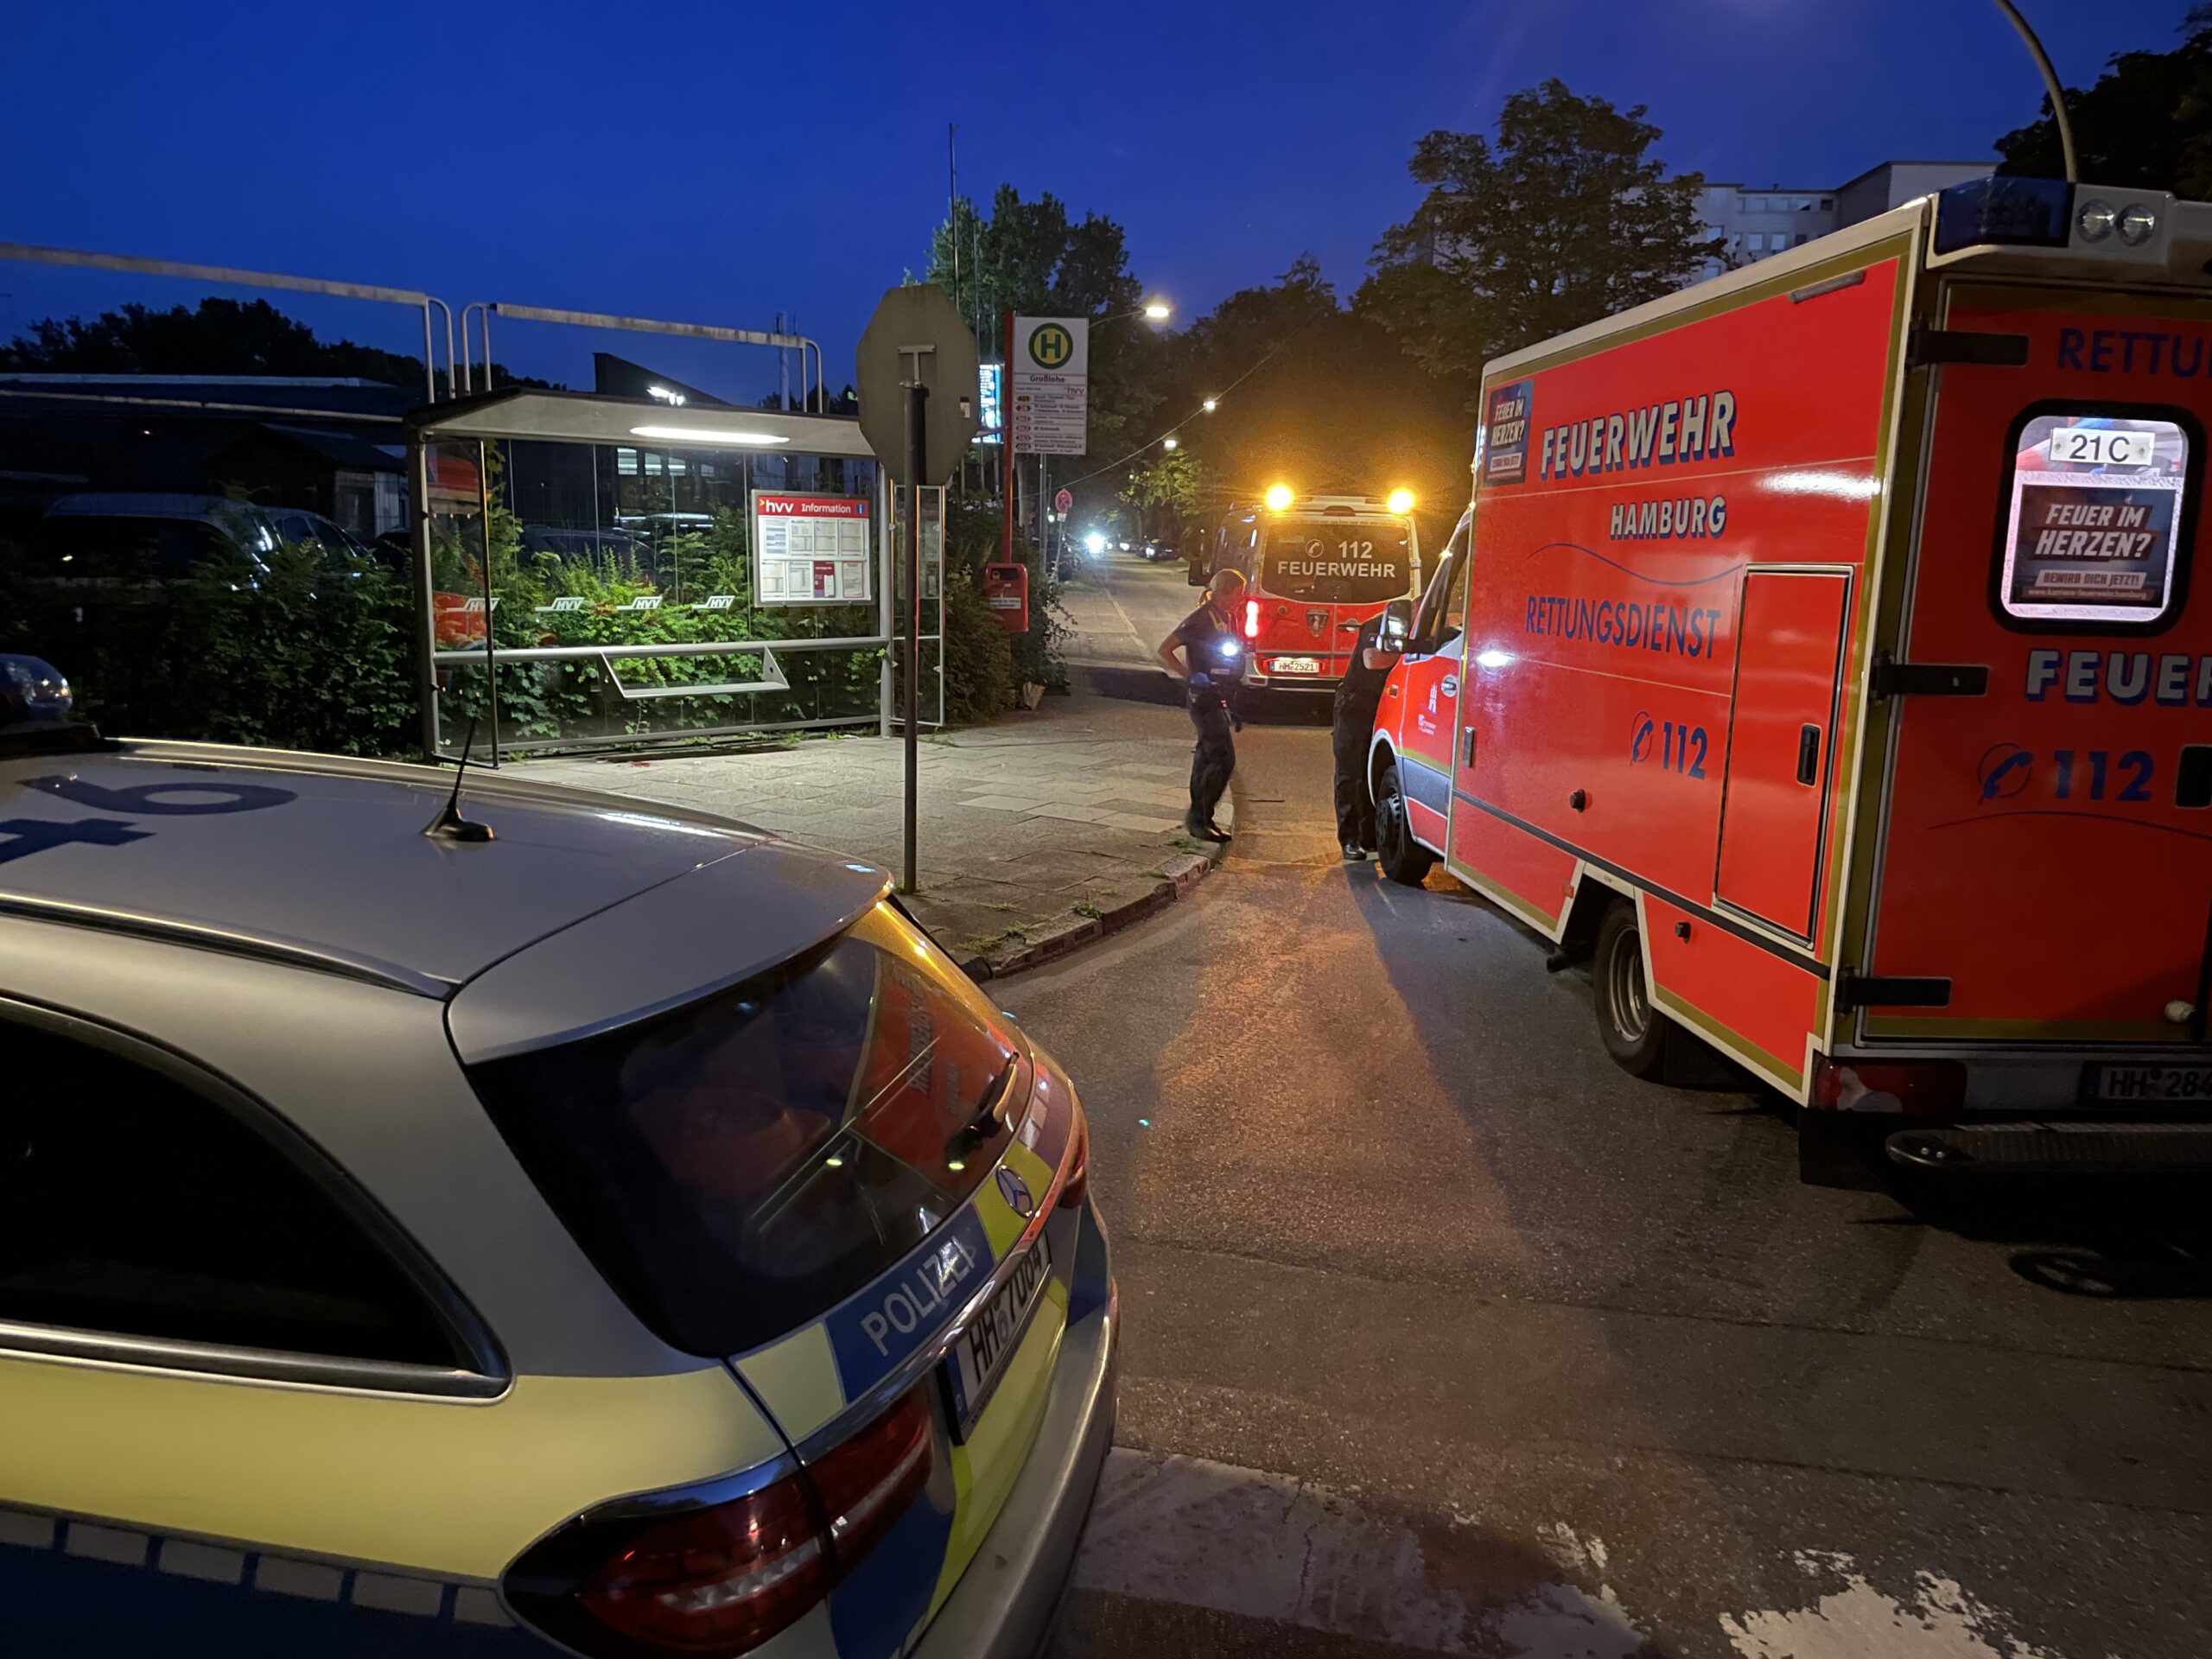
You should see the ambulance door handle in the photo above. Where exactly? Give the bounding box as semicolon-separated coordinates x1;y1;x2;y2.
1796;724;1821;785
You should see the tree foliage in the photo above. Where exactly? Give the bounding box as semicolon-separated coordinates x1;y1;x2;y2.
1996;8;2212;198
0;296;547;388
1147;259;1470;527
1358;80;1720;397
927;185;1163;465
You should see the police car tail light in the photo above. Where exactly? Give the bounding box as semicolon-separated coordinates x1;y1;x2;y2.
807;1383;935;1573
569;1478;830;1654
524;1388;935;1656
1243;599;1259;640
1812;1058;1967;1116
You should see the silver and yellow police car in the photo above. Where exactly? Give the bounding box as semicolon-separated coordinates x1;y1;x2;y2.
0;656;1115;1659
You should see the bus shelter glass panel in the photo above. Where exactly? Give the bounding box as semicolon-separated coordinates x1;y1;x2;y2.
429;438;886;758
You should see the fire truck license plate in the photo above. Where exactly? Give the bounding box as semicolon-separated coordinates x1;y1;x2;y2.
2082;1064;2212;1103
942;1231;1052;1440
1271;656;1320;675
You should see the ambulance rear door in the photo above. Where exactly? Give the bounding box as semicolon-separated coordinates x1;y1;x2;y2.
1861;281;2212;1055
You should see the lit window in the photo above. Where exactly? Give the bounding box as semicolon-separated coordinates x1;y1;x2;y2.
1999;410;2192;627
645;453;664;476
667;454;688;476
617;448;639;476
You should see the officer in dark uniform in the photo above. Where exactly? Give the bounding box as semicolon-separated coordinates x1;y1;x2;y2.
1332;609;1403;861
1156;569;1248;842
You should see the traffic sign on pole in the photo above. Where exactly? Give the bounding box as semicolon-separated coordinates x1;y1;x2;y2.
855;283;979;897
855;285;979;484
1010;315;1090;454
1054;486;1072;516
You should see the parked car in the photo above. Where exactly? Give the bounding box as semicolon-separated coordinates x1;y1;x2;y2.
266;506;377;560
31;493;280;582
0;673;1116;1659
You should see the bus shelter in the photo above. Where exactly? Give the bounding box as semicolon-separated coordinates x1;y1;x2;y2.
407;389;944;762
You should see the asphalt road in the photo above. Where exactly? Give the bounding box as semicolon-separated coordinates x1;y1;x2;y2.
1026;555;2212;1659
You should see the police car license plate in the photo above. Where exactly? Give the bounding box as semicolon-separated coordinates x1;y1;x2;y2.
2082;1063;2212;1103
942;1233;1052;1440
1271;656;1320;675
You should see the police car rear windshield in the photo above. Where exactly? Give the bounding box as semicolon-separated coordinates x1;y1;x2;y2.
1261;518;1411;604
468;904;1020;1357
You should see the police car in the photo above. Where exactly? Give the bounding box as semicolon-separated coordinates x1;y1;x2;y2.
0;657;1115;1658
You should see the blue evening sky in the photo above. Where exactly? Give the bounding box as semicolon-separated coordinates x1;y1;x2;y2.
0;0;2190;397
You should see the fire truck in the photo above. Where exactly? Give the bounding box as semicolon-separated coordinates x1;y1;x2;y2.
1365;176;2212;1181
1192;489;1423;693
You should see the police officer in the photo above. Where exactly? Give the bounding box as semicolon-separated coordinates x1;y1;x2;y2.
1157;569;1248;843
1332;609;1403;861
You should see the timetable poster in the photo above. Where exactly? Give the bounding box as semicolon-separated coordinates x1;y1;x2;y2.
752;492;874;607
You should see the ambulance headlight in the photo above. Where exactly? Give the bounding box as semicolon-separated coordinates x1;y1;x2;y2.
2118;203;2159;246
2075;199;2117;243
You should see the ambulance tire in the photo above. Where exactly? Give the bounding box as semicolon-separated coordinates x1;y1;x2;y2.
1594;899;1671;1077
1374;761;1435;887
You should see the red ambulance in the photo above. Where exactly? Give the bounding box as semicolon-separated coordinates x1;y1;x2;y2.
1193;491;1423;694
1366;176;2212;1181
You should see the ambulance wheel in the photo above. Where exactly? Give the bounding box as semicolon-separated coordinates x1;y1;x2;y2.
1374;761;1435;887
1594;900;1670;1077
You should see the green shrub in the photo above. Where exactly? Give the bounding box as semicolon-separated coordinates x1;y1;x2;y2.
942;567;1014;724
0;541;416;755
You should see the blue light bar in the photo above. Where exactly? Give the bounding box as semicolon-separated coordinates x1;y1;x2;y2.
1934;176;2075;255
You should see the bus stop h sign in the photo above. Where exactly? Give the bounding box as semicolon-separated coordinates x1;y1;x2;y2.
855;284;979;486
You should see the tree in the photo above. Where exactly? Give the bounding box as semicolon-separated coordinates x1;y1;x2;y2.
1123;448;1205;543
1996;8;2212;198
1358;80;1721;398
1140;258;1471;540
926;185;1162;466
0;296;550;388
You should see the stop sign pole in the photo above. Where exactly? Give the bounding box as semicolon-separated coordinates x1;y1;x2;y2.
854;285;979;895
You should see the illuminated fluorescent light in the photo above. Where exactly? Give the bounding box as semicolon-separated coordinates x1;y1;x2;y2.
629;425;790;446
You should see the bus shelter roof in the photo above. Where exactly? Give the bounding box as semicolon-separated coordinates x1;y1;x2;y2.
407;387;877;458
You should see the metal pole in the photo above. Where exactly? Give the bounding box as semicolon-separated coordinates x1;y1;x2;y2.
878;464;894;739
410;437;439;759
903;381;929;895
1990;0;2078;184
1001;310;1016;567
1038;453;1049;579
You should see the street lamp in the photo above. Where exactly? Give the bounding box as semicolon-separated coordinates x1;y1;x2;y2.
1141;299;1173;321
1201;398;1217;413
1163;436;1179;451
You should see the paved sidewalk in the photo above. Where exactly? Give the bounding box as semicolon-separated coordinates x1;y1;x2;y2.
510;685;1229;976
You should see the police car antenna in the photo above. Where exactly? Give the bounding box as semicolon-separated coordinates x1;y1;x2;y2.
424;718;495;843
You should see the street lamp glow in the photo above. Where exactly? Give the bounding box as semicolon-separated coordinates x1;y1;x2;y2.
1386;487;1416;515
1141;299;1173;321
1202;398;1217;413
1263;484;1294;512
1163;436;1179;451
1084;531;1106;555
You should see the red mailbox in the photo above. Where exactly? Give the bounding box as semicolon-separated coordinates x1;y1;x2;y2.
982;561;1030;632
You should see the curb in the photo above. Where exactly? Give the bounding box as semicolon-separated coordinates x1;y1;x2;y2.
958;815;1233;984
